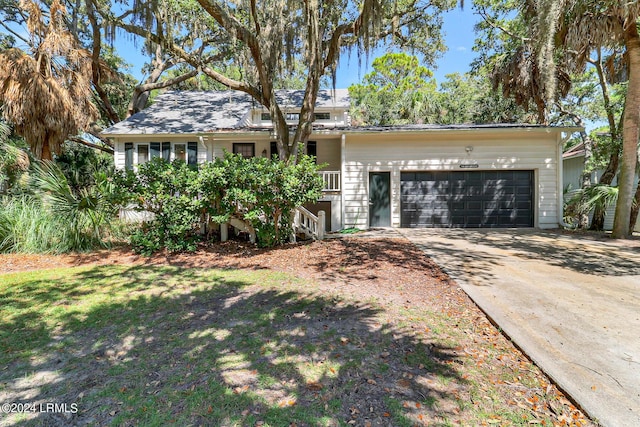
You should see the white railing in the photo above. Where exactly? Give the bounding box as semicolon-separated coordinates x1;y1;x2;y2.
320;171;340;192
294;206;325;240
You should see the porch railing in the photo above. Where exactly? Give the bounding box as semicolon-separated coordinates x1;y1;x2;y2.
320;171;340;192
294;206;325;240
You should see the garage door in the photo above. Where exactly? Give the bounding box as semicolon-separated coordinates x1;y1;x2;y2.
400;171;534;228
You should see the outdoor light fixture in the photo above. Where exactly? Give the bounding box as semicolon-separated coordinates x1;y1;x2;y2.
262;149;267;158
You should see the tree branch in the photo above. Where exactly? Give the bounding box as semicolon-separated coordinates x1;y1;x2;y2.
68;136;114;154
0;21;31;45
477;7;531;44
86;0;121;125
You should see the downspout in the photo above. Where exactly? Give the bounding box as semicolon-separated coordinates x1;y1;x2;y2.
341;133;346;231
558;131;577;229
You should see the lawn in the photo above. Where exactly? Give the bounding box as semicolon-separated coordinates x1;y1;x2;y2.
0;239;593;426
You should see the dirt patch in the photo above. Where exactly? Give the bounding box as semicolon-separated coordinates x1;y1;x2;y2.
0;238;594;426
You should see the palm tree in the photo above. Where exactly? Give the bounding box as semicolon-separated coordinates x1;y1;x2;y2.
0;0;97;160
533;0;640;238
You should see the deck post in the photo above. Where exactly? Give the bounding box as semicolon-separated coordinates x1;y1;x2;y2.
221;223;229;242
318;210;326;240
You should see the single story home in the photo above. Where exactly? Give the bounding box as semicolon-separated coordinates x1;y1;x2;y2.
102;90;580;232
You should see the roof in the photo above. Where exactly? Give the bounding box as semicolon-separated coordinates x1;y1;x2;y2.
563;141;585;159
102;89;351;136
341;123;581;133
102;89;582;137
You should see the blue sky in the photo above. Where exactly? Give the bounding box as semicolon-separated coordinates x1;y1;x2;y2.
117;6;480;88
334;7;480;87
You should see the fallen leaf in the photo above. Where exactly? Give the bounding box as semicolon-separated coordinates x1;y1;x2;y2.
306;382;323;391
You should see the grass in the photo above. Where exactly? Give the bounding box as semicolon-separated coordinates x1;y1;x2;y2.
0;195;122;254
0;265;588;426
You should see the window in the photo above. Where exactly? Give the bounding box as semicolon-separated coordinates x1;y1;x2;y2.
270;141;278;159
150;142;161;159
124;143;133;170
286;112;300;121
261;113;271;120
314;112;330;121
137;145;149;165
161;142;171;161
187;141;198;165
175;144;186;162
307;141;317;163
233;143;255;159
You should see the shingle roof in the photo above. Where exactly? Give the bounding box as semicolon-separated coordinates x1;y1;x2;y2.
563;141;585;159
102;89;350;135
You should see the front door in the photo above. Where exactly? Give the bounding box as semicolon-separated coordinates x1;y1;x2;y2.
369;172;391;227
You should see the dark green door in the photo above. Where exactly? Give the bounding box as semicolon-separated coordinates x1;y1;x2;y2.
369;172;391;227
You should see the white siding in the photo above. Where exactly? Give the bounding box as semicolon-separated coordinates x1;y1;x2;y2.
563;156;600;191
343;132;561;230
316;138;341;171
563;155;640;232
112;136;212;169
114;139;125;170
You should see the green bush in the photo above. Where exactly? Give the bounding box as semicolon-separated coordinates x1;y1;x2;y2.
115;158;203;255
0;160;123;254
117;153;324;253
0;195;105;253
214;153;324;247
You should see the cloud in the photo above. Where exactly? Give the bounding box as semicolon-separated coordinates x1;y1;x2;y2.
456;46;467;52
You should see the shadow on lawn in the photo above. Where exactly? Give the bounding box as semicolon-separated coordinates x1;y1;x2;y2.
0;264;464;427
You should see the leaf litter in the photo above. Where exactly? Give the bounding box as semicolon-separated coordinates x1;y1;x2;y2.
0;238;595;426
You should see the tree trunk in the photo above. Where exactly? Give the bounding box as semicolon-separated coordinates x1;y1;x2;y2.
288;0;322;164
630;181;640;232
41;142;52;161
612;24;640;238
589;48;621;231
578;132;593;229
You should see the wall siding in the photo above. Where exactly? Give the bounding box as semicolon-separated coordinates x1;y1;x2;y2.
343;132;560;230
316;138;341;171
563;155;640;232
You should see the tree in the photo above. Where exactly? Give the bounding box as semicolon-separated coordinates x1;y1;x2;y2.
349;52;439;125
0;0;99;160
531;0;640;238
473;0;639;237
349;52;534;126
437;71;536;124
104;0;457;161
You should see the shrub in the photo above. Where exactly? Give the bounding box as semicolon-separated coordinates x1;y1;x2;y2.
117;153;324;253
115;158;203;255
214;153;324;247
0;159;124;254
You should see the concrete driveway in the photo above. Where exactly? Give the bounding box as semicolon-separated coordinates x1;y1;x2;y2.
397;228;640;427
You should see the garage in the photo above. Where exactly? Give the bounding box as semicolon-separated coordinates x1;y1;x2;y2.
400;170;534;228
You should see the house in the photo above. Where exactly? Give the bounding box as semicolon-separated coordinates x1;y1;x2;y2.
102;90;580;232
563;141;640;232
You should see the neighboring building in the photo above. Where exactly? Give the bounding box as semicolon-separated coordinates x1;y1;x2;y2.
562;142;640;232
102;90;580;231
